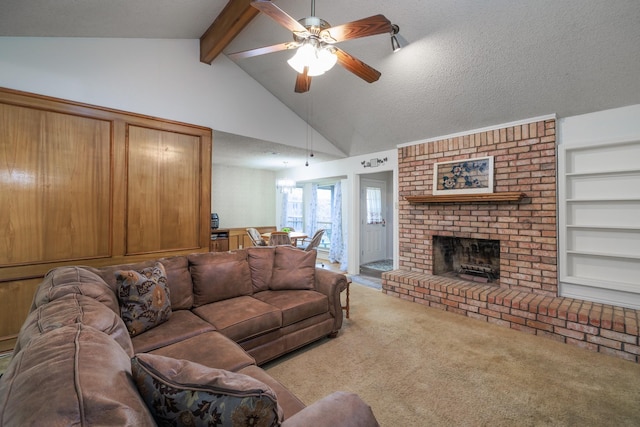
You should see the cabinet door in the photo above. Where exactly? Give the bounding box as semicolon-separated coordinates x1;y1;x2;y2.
126;126;202;255
0;104;111;266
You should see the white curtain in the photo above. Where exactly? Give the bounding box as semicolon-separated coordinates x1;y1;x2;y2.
306;183;318;236
279;192;288;230
329;181;347;270
366;187;383;224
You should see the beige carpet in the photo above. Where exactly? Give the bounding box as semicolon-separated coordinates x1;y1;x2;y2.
264;283;640;426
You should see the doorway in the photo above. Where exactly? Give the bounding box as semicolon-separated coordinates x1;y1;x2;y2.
359;172;393;277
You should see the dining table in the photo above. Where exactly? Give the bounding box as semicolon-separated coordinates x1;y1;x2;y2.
261;231;308;247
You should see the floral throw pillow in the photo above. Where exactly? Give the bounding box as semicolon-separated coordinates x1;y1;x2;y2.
115;262;171;337
131;353;282;427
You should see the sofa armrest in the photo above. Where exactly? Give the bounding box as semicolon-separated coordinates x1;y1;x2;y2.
281;391;379;427
314;268;348;331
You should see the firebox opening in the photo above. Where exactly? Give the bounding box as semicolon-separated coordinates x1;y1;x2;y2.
433;236;500;284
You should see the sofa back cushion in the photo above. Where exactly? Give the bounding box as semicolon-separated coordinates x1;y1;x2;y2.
158;256;194;309
116;263;172;337
270;246;317;291
32;266;119;314
188;251;253;306
88;256;193;311
131;353;283;426
14;293;134;357
0;324;154;426
247;246;276;292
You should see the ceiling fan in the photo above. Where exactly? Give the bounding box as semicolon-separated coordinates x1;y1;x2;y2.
228;0;392;93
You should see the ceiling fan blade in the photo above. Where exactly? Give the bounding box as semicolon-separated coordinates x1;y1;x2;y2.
295;67;312;93
251;0;309;37
334;48;381;83
228;41;300;60
320;14;392;43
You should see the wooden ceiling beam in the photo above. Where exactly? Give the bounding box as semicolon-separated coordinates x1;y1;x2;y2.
199;0;260;64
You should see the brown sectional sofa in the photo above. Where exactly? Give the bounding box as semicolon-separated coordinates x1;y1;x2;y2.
0;246;379;426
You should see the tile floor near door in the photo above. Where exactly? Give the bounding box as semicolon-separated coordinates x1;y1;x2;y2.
359;259;393;278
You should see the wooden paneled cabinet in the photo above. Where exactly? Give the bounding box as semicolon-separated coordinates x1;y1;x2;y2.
0;87;212;351
210;229;230;252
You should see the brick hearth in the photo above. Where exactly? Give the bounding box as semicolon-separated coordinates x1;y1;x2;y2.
382;271;640;362
384;118;640;362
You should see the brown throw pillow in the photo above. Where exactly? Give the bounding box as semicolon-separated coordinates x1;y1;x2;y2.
116;263;171;337
247;246;276;292
188;251;253;306
270;246;317;290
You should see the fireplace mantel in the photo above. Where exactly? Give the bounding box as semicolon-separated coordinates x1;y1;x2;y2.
405;192;526;204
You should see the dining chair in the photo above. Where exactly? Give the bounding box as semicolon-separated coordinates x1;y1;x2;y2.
298;229;325;252
246;228;267;246
268;231;292;246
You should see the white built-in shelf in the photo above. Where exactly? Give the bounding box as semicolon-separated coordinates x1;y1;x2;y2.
566;250;640;261
566;168;640;177
560;138;640;299
566;198;640;203
566;225;640;231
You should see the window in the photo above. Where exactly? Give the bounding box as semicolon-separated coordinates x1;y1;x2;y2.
316;186;333;250
284;187;303;231
366;186;383;224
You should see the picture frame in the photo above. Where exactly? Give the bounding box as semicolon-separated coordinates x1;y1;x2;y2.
432;156;494;195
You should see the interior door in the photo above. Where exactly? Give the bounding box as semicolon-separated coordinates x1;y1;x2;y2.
360;178;387;264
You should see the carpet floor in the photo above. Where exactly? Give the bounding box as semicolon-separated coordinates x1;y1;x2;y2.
264;283;640;426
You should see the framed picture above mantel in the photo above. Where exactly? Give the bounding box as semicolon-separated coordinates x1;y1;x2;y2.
432;156;494;195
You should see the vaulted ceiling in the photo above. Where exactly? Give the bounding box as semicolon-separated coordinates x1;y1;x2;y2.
2;0;639;170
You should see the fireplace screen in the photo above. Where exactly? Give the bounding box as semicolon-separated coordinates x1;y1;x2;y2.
433;236;500;283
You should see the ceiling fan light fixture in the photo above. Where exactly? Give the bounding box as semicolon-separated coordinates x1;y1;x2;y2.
390;24;403;52
287;41;337;76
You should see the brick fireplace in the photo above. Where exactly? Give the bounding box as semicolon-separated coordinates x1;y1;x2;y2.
432;236;501;283
396;118;558;294
382;118;640;363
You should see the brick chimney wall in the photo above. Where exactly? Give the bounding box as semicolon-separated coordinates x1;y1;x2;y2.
386;119;640;363
398;119;558;296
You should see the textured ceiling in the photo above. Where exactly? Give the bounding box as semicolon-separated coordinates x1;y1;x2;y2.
2;0;640;169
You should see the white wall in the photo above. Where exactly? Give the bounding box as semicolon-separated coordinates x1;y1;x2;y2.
0;37;343;157
211;165;276;229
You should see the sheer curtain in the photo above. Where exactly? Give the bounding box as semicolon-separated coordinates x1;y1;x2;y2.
279;192;288;230
329;181;347;271
306;183;318;236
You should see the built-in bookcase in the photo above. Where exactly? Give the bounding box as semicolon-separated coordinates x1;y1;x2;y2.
559;138;640;307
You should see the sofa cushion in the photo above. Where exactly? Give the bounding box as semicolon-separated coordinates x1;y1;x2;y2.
270;246;317;291
149;331;256;373
32;266;119;314
131;309;216;353
116;262;172;337
193;295;282;342
189;251;253;306
88;256;194;311
253;290;329;327
239;365;306;419
14;293;134;357
131;353;283;427
247;246;276;292
158;256;194;309
0;324;154;426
